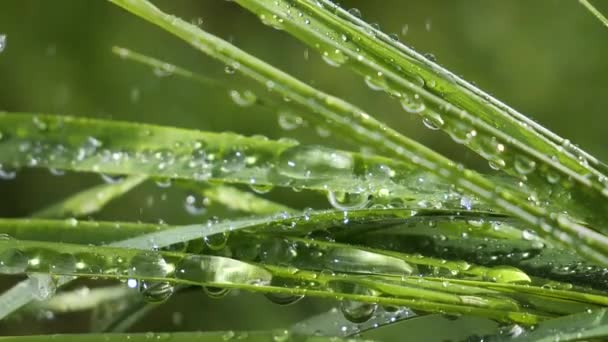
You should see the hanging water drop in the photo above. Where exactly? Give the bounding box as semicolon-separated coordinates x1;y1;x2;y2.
340;300;378;324
204;232;230;251
514;156;536;175
0;247;28;274
277;111;304;130
184;194;208;216
249;183;274;194
139;280;174;303
327;191;369;210
229;90;257;107
422;114;444;130
347;8;362;18
400;94;425;113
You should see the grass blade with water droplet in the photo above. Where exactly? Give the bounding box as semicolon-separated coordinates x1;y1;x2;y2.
105;0;608;266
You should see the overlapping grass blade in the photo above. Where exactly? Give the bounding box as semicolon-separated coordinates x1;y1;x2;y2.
235;0;608;230
580;0;608;29
106;0;608;266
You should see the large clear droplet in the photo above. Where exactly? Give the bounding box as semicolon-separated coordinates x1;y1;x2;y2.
265;292;304;305
327;191;369;210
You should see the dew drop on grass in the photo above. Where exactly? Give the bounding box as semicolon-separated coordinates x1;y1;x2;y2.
204;232;230;251
229;90;257;107
347;8;362;18
277;111;304;130
514;156;536;175
249;183;274;194
277;145;354;180
0;245;28;274
400;94;425;113
265;292;304;305
0;34;6;53
321;50;347;67
184;194;208;216
364;73;386;91
422;114;444;130
139;281;174;303
340;300;378;324
327;191;369;210
100;173;125;184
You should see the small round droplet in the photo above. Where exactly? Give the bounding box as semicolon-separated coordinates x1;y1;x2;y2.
0;248;28;274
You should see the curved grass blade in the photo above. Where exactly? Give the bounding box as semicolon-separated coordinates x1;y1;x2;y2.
105;0;608;265
31;175;147;218
580;0;608;29
237;0;608;229
23;285;134;314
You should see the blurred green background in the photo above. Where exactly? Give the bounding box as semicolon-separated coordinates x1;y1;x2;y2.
0;0;606;339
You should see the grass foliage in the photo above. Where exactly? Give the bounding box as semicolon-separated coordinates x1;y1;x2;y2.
0;0;607;340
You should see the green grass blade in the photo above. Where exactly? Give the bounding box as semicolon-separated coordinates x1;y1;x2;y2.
105;0;608;266
580;0;608;29
0;113;463;208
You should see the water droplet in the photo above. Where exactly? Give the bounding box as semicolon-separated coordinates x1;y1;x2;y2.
277;145;354;180
249;183;274;194
423;53;437;62
153;63;175;77
364;72;386;91
514;156;536;175
327;191;369;210
204;232;230;251
347;8;362;18
0;34;6;53
100;173;125;184
184;194;208;216
229;90;257;107
401;24;409;36
400;94;425;113
0;248;28;274
321;50;347;67
265;292;304;305
341;300;377;324
220;150;246;174
139;281;174;303
422;114;444;130
277;111;304;130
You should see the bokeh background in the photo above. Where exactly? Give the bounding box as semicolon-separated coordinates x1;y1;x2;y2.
0;0;606;339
